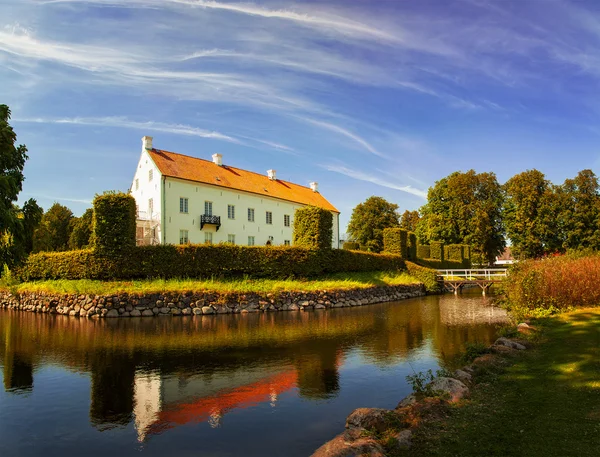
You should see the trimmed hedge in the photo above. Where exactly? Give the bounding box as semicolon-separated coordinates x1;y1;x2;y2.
407;233;417;261
406;261;441;293
293;206;333;250
444;244;464;263
20;245;407;280
430;241;444;262
417;245;431;260
383;228;408;258
92;192;136;255
417;258;471;270
343;241;360;251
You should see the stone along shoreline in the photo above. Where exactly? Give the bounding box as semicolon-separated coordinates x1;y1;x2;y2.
0;284;426;318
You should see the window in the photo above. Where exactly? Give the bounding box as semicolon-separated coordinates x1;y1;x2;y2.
228;234;236;244
205;232;213;244
228;204;235;219
248;208;255;222
149;169;153;182
148;198;153;215
179;230;189;244
266;211;273;225
248;236;255;246
284;240;291;246
284;214;290;227
180;197;189;214
204;201;213;216
135;179;139;190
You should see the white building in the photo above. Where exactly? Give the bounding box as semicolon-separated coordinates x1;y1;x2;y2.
130;136;340;247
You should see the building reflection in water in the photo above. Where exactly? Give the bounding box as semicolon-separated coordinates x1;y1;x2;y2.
0;293;507;442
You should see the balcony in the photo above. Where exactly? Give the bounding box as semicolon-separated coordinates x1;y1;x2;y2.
201;214;221;231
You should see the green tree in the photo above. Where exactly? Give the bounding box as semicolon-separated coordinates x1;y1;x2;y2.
417;170;505;265
399;210;420;232
33;203;74;252
0;105;42;268
69;208;94;249
560;169;600;250
347;196;399;252
503;169;552;259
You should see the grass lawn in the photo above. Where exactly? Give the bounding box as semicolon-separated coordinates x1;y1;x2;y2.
398;309;600;457
2;271;421;296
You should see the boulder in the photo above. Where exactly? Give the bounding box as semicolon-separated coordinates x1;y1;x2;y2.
105;309;119;318
142;309;154;317
494;337;526;351
396;393;417;409
346;408;388;433
130;309;142;317
453;369;473;385
394;429;412;449
427;377;469;402
311;429;385;457
202;306;215;315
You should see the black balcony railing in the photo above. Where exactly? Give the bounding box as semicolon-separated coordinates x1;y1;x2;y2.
201;214;221;231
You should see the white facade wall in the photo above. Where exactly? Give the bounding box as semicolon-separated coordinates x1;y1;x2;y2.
162;177;340;247
130;148;163;243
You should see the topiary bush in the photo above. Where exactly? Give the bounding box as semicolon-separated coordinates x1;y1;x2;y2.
407;232;417;260
342;241;360;251
19;244;407;281
406;261;441;293
383;228;407;257
445;244;464;263
91;192;136;255
293;206;333;250
417;244;431;260
430;241;444;262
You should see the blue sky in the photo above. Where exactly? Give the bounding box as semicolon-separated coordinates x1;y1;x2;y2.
2;0;600;232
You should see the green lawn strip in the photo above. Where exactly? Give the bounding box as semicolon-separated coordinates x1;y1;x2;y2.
393;309;600;457
1;271;421;296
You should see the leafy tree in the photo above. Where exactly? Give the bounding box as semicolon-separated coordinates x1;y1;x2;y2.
503;169;552;259
399;210;420;232
0;105;42;267
347;196;399;252
560;169;600;251
69;208;94;249
33;203;74;252
417;170;505;264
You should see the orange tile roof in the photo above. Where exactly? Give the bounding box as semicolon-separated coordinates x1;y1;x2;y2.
148;149;339;212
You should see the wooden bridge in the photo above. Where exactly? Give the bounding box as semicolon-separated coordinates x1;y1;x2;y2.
436;269;508;294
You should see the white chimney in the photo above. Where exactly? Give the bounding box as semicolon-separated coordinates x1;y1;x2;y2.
212;153;223;166
310;182;319;192
142;136;153;150
267;169;277;180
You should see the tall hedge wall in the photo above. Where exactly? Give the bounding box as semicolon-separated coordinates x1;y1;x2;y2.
444;244;464;263
92;192;136;255
405;261;441;293
430;241;444;262
417;245;430;260
407;233;417;261
383;228;407;258
20;245;407;281
293;206;333;250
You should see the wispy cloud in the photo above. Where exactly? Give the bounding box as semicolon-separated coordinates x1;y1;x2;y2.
22;193;92;204
14;116;239;142
321;164;427;199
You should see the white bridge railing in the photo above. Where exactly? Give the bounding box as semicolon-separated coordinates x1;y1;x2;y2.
437;269;508;281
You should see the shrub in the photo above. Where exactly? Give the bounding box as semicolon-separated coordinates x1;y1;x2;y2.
445;244;463;263
417;245;431;260
407;232;417;260
504;253;600;315
383;228;407;257
342;241;360;251
293;206;333;250
20;244;407;281
430;241;444;262
91;192;136;255
406;261;441;293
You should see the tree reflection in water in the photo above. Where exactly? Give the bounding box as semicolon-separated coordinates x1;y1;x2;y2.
0;293;507;443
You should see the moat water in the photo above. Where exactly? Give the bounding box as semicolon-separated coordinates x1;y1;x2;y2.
0;292;507;457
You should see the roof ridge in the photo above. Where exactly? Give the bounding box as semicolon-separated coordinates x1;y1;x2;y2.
153;148;315;191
